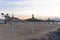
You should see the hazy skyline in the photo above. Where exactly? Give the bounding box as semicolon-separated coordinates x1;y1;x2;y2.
0;0;60;19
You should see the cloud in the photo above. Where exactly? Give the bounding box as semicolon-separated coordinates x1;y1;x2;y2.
0;0;60;19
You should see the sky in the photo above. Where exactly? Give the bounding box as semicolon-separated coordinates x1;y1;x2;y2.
0;0;60;19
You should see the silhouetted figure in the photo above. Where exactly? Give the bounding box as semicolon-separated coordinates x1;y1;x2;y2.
32;14;34;19
32;14;35;21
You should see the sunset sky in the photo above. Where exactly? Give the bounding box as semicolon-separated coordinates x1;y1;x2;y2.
0;0;60;19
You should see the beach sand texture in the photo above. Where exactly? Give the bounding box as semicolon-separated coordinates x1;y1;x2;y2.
0;22;59;40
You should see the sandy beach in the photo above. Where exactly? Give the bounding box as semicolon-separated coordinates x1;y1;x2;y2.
0;22;60;40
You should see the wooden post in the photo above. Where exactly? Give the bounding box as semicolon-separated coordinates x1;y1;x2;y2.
32;21;35;33
11;21;15;31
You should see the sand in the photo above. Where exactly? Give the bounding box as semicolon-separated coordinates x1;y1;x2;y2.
0;22;60;40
